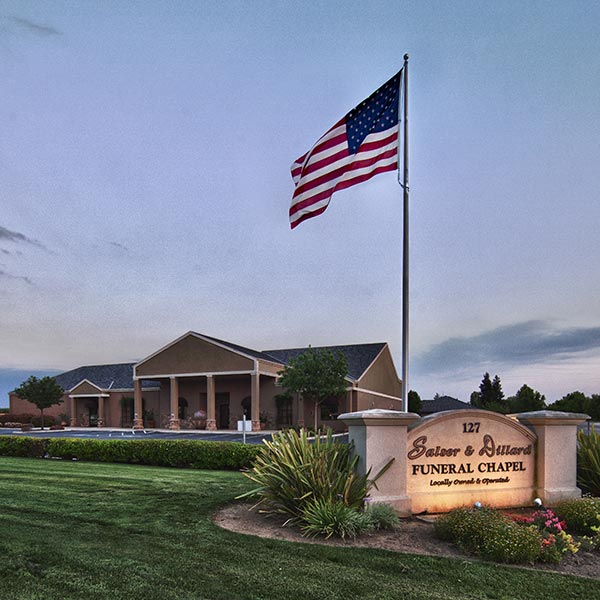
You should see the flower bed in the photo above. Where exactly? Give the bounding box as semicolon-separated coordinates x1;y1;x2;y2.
434;499;600;565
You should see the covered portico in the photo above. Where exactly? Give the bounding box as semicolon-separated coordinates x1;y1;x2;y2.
132;332;282;430
68;379;109;427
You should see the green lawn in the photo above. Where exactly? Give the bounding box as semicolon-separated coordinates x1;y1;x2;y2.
0;458;598;600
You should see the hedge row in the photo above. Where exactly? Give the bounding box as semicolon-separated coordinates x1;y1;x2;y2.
0;436;262;470
0;414;56;427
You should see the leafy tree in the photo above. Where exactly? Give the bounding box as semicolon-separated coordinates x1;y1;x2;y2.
491;375;504;404
506;384;546;413
277;347;348;431
14;376;64;429
408;390;422;414
548;391;589;413
470;372;508;413
548;391;600;419
589;395;600;421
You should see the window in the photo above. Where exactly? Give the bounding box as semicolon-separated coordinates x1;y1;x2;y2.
275;394;293;427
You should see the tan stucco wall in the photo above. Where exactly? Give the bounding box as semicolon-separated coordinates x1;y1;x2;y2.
135;334;254;377
69;381;103;395
356;390;403;412
258;360;284;377
357;345;402;398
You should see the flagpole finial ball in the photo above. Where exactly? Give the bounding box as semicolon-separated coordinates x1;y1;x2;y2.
404;53;409;61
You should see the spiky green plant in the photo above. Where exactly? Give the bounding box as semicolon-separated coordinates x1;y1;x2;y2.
300;498;374;539
577;429;600;496
365;502;400;530
238;428;390;525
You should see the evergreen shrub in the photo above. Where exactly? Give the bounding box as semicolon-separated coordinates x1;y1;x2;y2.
434;507;543;564
555;497;600;535
0;436;260;470
0;436;47;458
435;506;581;564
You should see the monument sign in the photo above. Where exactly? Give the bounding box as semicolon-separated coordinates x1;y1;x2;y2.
340;408;588;515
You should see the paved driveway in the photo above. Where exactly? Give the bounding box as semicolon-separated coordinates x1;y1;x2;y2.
0;428;274;445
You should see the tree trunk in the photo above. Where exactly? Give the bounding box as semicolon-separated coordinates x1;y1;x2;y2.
40;408;44;430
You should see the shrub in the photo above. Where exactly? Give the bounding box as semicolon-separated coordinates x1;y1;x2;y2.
577;429;600;496
434;507;543;564
45;438;261;469
483;517;549;564
513;508;579;563
31;415;55;427
0;413;55;427
238;428;385;525
0;436;47;458
300;501;400;540
436;506;583;564
300;498;374;539
0;436;261;470
0;414;36;425
555;497;600;535
365;502;400;530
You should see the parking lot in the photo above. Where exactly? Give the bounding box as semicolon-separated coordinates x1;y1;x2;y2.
0;427;275;445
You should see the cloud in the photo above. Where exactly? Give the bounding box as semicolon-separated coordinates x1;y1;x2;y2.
0;269;32;285
0;225;46;250
414;320;600;375
9;17;61;37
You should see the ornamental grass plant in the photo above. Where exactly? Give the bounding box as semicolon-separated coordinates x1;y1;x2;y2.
577;429;600;496
300;498;375;539
239;428;390;532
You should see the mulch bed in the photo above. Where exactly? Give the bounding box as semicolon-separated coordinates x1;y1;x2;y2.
214;503;600;581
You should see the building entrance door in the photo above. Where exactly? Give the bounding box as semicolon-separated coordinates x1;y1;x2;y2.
86;399;99;427
216;393;230;429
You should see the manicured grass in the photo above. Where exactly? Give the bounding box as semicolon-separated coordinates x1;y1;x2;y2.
0;458;598;600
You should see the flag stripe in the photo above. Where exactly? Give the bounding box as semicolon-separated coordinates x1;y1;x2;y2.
289;69;402;228
289;152;398;219
290;162;397;229
292;131;397;192
290;122;346;184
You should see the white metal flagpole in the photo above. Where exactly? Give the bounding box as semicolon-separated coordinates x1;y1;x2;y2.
401;54;409;412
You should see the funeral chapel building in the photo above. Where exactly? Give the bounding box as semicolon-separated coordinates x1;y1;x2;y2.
9;332;403;431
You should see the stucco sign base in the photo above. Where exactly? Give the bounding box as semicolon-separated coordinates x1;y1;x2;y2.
340;408;589;516
407;410;536;514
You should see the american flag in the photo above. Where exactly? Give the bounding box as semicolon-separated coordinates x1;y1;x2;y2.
289;69;403;229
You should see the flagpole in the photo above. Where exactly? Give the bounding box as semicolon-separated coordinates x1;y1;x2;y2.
401;54;409;412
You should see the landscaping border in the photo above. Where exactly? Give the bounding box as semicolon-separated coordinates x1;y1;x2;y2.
0;435;261;469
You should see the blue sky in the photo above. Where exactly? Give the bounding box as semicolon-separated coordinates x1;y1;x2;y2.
1;1;599;407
